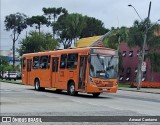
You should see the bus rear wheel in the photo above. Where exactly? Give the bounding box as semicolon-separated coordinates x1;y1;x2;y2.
34;79;45;91
35;79;40;91
92;93;100;97
68;82;78;96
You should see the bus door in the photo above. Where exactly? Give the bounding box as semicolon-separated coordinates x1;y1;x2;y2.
78;56;87;90
39;56;51;87
51;57;59;88
26;59;32;85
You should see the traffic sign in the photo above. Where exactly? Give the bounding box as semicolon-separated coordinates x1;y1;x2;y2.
141;62;146;72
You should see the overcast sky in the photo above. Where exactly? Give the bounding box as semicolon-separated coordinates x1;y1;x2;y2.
0;0;160;50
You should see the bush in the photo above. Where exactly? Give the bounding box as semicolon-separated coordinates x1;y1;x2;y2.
134;82;160;88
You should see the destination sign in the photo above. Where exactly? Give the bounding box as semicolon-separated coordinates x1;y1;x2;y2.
90;48;118;55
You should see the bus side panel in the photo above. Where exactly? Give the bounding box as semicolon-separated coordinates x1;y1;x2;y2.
22;68;27;85
39;69;51;88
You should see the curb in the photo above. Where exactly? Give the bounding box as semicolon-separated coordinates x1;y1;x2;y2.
118;88;160;94
1;80;159;94
0;80;22;85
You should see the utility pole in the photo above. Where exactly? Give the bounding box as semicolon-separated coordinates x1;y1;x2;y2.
128;1;152;90
137;1;151;90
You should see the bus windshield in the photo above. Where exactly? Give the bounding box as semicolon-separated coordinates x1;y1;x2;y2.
90;55;118;79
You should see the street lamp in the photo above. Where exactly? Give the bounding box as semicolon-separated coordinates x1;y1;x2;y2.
128;2;152;90
128;4;142;21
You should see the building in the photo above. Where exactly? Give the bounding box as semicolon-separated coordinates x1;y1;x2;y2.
76;33;160;82
0;50;20;66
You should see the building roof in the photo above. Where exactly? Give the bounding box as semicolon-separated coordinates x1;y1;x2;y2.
75;32;111;48
76;36;102;47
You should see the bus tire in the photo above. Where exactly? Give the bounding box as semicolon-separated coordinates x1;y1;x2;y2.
35;79;40;91
68;82;78;96
92;93;100;97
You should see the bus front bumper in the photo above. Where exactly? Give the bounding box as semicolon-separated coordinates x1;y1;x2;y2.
87;84;118;93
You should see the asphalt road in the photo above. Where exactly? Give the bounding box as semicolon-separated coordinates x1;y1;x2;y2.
0;82;160;125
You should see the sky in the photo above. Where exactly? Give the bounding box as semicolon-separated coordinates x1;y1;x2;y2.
0;0;160;51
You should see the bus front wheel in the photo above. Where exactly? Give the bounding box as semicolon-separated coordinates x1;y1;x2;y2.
68;82;78;96
92;93;100;97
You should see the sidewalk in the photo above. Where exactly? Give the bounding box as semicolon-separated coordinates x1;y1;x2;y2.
119;87;160;94
1;79;160;94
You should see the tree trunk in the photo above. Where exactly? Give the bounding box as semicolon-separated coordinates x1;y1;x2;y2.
74;38;77;47
13;40;15;71
38;24;41;35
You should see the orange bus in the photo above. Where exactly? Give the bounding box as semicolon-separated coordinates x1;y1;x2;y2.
22;47;118;97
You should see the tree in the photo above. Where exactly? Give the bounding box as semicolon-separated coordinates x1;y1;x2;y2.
27;15;48;34
104;27;128;50
128;19;160;81
54;13;86;48
4;12;27;70
0;56;9;71
80;16;109;38
18;31;59;56
42;7;68;37
103;27;129;73
66;13;86;46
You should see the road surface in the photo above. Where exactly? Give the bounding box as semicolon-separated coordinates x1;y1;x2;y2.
0;82;160;125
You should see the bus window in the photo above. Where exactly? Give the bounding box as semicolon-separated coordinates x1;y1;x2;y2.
52;57;59;72
48;56;51;69
33;56;39;69
22;57;26;69
60;54;67;69
67;53;78;69
40;56;48;69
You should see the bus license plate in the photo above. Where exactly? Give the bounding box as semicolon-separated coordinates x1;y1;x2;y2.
102;88;107;91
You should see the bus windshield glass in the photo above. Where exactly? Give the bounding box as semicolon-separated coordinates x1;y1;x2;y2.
90;55;118;79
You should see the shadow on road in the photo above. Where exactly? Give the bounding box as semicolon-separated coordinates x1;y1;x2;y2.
26;88;112;99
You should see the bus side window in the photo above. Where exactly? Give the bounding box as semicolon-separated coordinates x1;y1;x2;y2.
40;56;48;69
33;56;39;69
22;57;26;69
60;54;67;69
67;53;78;69
48;56;50;69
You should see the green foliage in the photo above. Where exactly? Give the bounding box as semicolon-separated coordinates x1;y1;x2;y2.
0;56;9;66
0;57;9;71
128;19;160;73
104;27;128;50
55;13;86;48
66;13;86;42
42;7;68;37
103;27;128;73
3;65;14;71
147;52;160;72
4;12;27;34
127;19;159;49
4;12;27;70
18;31;59;56
130;83;136;88
27;15;48;33
80;16;109;38
43;7;68;22
55;13;109;48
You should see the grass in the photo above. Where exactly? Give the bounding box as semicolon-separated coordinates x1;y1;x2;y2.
118;83;131;88
0;79;22;85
